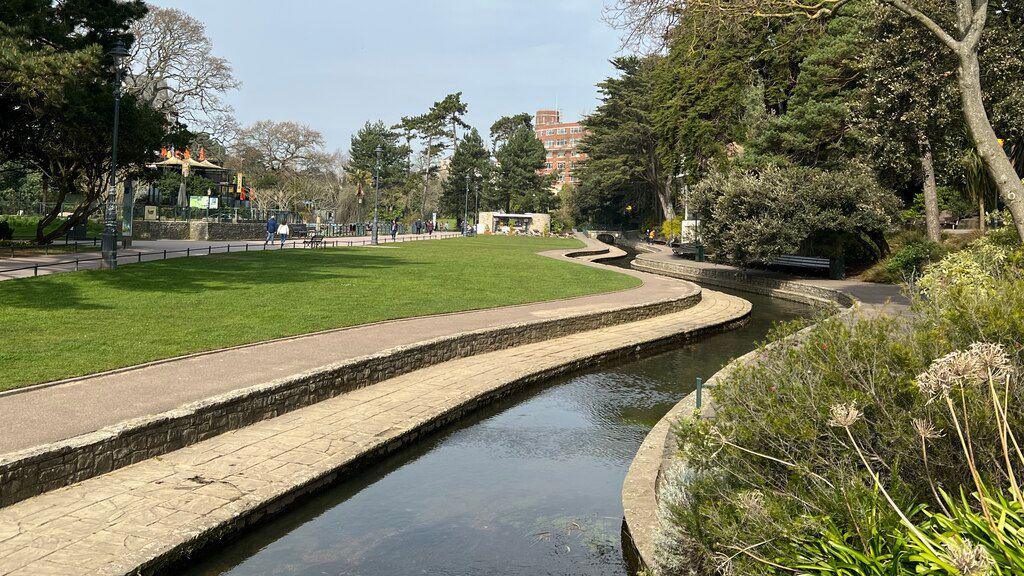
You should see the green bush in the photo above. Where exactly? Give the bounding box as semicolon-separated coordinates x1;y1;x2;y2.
655;240;1024;576
692;163;898;266
862;234;946;283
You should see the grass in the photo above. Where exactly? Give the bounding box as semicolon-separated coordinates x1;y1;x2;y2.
0;236;640;390
2;214;104;240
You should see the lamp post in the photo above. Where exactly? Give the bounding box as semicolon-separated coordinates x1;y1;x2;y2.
372;144;382;245
463;172;470;236
101;39;129;269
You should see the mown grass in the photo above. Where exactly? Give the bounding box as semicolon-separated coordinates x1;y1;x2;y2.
0;236;640;389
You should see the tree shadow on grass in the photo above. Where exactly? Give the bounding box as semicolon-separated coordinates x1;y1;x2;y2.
0;250;407;311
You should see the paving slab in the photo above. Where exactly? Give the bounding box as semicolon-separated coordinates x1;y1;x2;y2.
0;287;749;576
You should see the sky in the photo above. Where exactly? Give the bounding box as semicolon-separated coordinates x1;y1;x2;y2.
150;0;625;152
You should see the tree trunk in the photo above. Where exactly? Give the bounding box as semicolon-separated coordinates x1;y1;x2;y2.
660;174;676;221
957;50;1024;239
421;137;433;218
920;134;941;242
979;192;987;233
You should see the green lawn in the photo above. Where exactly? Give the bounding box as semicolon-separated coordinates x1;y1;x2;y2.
3;215;104;239
0;236;640;389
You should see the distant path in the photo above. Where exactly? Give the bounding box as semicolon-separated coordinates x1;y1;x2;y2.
0;232;461;281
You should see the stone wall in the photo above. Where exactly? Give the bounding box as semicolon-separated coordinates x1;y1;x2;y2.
0;285;701;507
621;255;855;573
130;221;266;241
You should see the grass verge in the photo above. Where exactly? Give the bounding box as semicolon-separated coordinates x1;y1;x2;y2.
0;236;640;390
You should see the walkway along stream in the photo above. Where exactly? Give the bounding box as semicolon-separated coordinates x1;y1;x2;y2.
177;250;811;576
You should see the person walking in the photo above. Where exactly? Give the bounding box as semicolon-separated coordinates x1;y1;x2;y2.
390;219;398;242
265;215;278;245
277;220;289;248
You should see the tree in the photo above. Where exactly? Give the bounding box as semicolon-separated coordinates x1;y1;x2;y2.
0;0;177;243
345;121;409;214
674;0;1024;238
126;5;240;133
577;56;676;224
492;126;555;213
395;93;467;218
441;128;491;217
489;113;533;153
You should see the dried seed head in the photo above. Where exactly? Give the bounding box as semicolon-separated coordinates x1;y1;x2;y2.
734;490;766;520
829;403;861;428
912;418;943;440
968;342;1015;380
916;349;987;400
944;540;993;576
712;552;735;576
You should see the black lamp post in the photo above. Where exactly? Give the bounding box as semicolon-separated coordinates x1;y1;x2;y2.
463;172;470;236
372;144;382;245
101;39;129;269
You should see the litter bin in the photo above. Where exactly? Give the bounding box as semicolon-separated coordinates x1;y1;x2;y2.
67;222;88;240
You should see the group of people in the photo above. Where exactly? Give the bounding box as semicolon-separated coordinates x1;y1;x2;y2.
265;216;289;247
264;216;446;247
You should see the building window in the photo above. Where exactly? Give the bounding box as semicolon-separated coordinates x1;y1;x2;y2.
556;162;565;170
545;162;552;169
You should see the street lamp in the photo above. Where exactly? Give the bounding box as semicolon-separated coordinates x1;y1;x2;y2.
463;172;470;236
372;144;382;245
101;39;129;269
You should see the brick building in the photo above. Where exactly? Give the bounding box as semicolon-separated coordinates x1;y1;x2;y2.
533;109;587;189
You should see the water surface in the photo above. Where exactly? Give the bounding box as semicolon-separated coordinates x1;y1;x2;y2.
183;257;809;576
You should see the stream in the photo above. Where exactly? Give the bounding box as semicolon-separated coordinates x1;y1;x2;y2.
182;249;810;576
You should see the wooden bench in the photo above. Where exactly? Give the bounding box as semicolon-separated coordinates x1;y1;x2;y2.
672;242;705;261
303;234;325;248
768;254;844;280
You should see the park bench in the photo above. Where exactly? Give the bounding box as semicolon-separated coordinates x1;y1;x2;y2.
303;234;325;248
768;254;844;280
673;242;705;262
289;223;309;238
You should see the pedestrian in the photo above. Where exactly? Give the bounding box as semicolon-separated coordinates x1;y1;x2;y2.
427;221;434;235
265;215;278;245
390;219;398;241
277;220;289;248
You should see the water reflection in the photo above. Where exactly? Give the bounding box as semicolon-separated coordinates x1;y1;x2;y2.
182;278;807;576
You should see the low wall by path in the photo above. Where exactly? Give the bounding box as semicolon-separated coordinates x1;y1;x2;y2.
0;254;701;507
621;254;857;573
131;221;265;241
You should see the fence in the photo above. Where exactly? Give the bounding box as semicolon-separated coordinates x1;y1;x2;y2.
0;232;462;279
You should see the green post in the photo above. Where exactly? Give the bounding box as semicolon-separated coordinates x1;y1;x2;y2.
695;377;703;410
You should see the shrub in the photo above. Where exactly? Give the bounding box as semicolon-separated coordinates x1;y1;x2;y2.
655;242;1024;576
862;235;946;283
692;164;898;266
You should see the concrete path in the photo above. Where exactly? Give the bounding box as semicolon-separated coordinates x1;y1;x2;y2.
0;289;749;576
636;246;906;305
0;238;692;454
0;232;461;281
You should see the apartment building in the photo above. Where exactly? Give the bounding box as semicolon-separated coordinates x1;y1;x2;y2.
533;109;587;189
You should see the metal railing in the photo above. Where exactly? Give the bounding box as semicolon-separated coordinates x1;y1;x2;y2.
0;232;461;278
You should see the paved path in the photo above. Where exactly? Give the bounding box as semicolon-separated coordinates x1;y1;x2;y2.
636;246;907;305
0;233;461;281
0;238;692;454
0;289;749;576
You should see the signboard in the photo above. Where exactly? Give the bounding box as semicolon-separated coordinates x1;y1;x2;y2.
208;196;219;210
189;195;207;209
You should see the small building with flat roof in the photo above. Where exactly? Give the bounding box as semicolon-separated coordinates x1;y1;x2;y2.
477;212;551;235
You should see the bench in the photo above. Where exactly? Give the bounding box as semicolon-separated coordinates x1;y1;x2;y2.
289;223;309;238
672;242;705;262
768;254;844;280
303;234;325;248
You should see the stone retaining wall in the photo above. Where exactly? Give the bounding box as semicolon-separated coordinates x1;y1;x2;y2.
0;284;701;507
621;255;855;573
631;254;854;308
131;221;265;241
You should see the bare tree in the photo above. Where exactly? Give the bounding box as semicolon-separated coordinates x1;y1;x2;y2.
603;0;684;54
127;5;241;132
232;120;326;174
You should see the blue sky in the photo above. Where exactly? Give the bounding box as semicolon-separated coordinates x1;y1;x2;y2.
151;0;623;152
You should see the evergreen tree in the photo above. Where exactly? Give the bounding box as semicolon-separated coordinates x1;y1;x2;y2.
440;128;491;217
345;121;410;215
492;126;555;213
